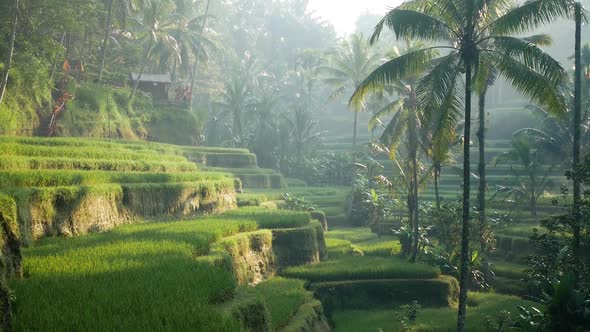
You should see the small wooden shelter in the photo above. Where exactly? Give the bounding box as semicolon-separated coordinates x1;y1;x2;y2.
129;73;172;101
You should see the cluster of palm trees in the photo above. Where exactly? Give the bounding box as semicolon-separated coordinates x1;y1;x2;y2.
346;0;584;330
97;0;214;103
207;50;325;171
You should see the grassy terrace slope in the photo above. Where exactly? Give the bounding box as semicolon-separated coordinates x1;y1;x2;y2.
0;136;286;190
12;218;256;331
11;206;328;331
0;136;291;242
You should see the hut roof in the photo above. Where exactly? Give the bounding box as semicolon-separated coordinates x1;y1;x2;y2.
129;73;172;83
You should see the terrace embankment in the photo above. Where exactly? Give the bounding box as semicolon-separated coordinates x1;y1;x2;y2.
0;137;293;243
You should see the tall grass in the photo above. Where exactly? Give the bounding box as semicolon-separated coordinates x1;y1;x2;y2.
0;156;198;172
0;143;187;162
0;136;252;155
11;218;257;331
220;207;311;229
282;257;440;282
0;170;231;187
255;278;312;330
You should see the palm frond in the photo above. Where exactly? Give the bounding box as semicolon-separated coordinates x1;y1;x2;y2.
522;34;552;46
350;48;440;111
400;0;463;31
369;98;405;131
417;52;461;124
473;52;497;95
490;36;566;83
493;54;567;115
375;8;455;43
489;0;574;36
380;108;409;160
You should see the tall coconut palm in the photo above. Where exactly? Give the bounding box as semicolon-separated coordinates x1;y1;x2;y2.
214;56;258;146
572;1;583;265
350;0;570;330
474;33;553;256
368;44;438;262
129;0;180;101
322;33;381;147
187;0;212;108
98;0;149;85
165;11;216;82
215;78;255;146
423;118;463;210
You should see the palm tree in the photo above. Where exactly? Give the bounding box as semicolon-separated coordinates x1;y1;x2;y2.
214;56;258;146
474;33;553;256
215;78;254;146
572;1;583;265
423;119;463;210
129;0;180;101
350;0;570;330
98;0;148;85
368;44;434;262
187;0;212;108
167;10;216;83
493;136;555;219
322;33;381;146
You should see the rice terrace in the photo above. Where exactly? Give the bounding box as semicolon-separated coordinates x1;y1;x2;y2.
0;0;589;331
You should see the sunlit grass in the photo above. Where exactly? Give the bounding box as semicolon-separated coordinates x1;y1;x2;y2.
325;227;378;243
282;256;439;282
0;155;198;172
255;278;312;330
11;218;257;331
219;207;312;229
332;292;540;332
0;169;230;187
357;238;402;256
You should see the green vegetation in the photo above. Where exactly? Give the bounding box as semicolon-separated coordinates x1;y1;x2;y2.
1;0;588;329
220;207;312;229
255;278;313;330
0;169;229;187
283;256;440;282
0;156;198;172
11;218;257;331
331;293;540;332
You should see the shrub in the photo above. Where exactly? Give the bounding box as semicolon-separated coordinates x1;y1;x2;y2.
237;194;269;207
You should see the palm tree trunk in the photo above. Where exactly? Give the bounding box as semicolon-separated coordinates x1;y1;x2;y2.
434;161;441;210
352;110;358;147
78;26;88;82
98;0;114;85
129;40;154;101
457;60;473;332
410;110;420;263
188;0;211;109
0;0;19;105
477;90;487;254
572;2;582;265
